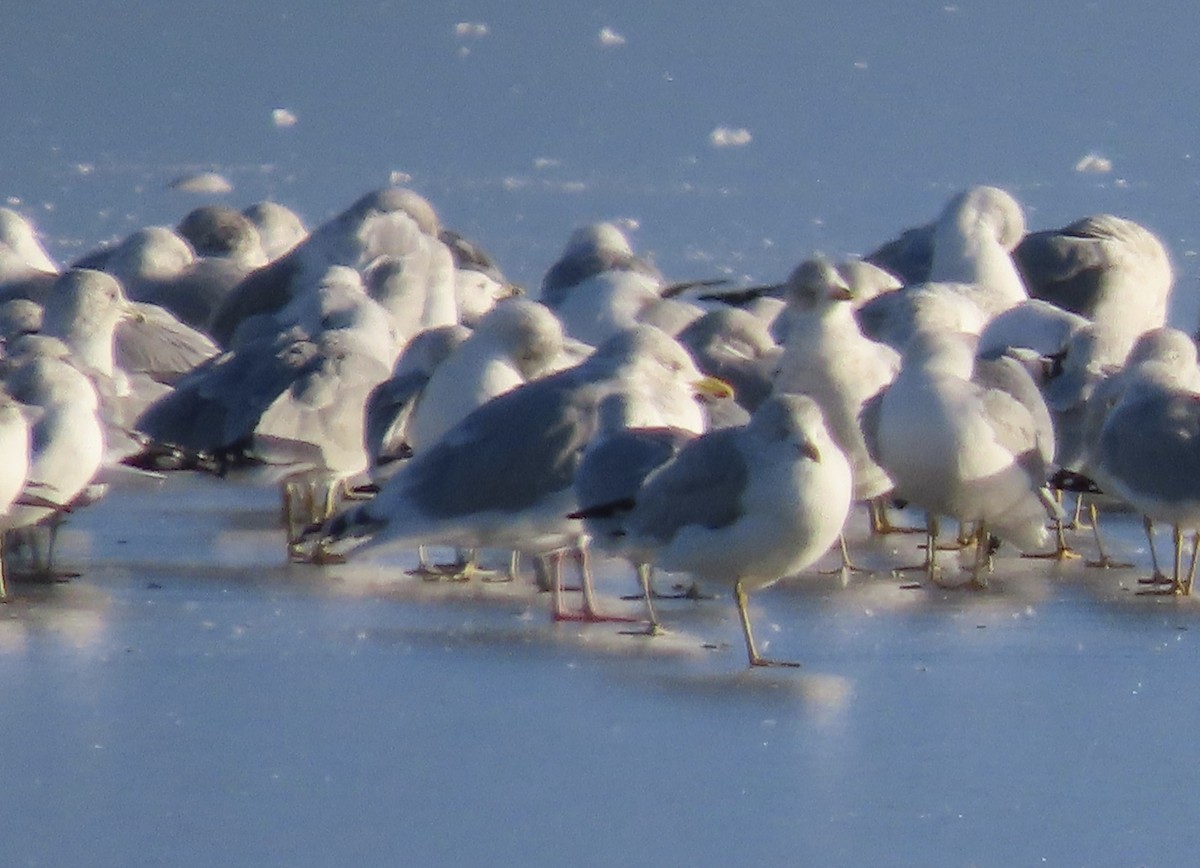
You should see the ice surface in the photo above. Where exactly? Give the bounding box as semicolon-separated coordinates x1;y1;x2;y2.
5;3;1200;864
1;474;1198;866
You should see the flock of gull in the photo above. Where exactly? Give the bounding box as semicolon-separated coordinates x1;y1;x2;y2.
0;183;1190;667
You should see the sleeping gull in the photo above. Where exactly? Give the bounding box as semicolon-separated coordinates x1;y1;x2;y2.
615;393;852;667
1014;213;1173;357
540;222;663;309
242;201;308;261
857;186;1029;350
864;185;1027;298
540;221;708;346
0;208;58;300
364;325;472;473
404;300;567;453
176;205;268;269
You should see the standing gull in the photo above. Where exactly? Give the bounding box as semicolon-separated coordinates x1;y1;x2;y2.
308;326;726;620
773;256;900;537
0;393;31;600
871;330;1059;585
1094;362;1200;594
615;394;852;667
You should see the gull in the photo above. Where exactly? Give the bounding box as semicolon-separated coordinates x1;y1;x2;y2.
36;269;173;458
404;300;568;453
1094;361;1200;594
0;393;31;600
2;339;105;579
364;325;472;473
540;222;663;309
864;185;1028;298
0;208;57;300
307;326;725;617
677;306;779;414
176;205;269;269
569;391;698;630
616;393;852;667
74;225;248;333
871;329;1059;585
242;201;308;261
857;186;1030;349
1014;213;1173;357
1073;327;1200;575
209;187;453;346
768;258;901;342
773;256;899;518
440;228;521;328
540;222;709;346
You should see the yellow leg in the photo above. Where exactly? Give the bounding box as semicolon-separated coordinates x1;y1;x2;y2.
735;579;799;669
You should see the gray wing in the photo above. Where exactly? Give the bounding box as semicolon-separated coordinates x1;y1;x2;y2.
363;370;430;466
115;303;220;385
627;429;749;545
1013;228;1108;318
575;427;693;512
208;254;300;347
1101;389;1200;504
391;372;599;519
135;329;317;450
864;222;935;285
974;353;1056;468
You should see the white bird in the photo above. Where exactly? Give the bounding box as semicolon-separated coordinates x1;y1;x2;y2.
773;257;899;507
0;208;57;298
1015;213;1173;358
309;326;725;617
404;299;568;453
1094;361;1200;593
928;186;1028;313
0;393;31;600
2;340;105;578
363;325;472;474
871;330;1059;584
617;393;852;667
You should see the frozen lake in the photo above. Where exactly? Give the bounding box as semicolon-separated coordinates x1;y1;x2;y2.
2;473;1198;866
6;2;1200;865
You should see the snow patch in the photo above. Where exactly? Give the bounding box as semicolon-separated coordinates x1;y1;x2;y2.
710;127;752;148
598;26;626;48
1074;152;1113;174
272;108;299;128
